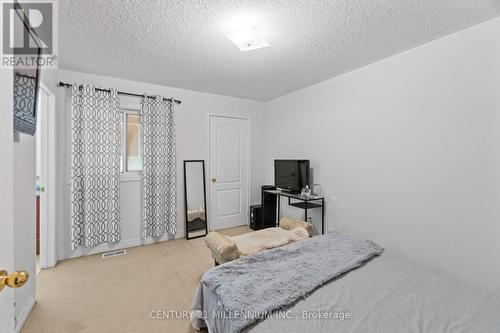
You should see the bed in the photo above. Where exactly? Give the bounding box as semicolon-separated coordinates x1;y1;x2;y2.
191;232;500;333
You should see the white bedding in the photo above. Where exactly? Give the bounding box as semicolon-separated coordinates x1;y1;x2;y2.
193;256;500;333
230;227;309;256
187;207;205;222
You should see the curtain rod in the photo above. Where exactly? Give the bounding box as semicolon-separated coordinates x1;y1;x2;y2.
15;72;36;80
57;81;182;105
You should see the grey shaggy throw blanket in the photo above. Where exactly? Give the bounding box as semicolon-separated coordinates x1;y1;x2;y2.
197;232;383;333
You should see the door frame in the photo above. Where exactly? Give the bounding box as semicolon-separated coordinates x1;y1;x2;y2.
207;114;251;231
38;82;57;268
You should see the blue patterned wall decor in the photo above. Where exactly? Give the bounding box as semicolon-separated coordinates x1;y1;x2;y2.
13;72;39;135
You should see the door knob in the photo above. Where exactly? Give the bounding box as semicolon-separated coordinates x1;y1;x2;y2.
211;177;217;183
0;270;29;292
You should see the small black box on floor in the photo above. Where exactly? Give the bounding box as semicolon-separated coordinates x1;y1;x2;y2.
249;204;262;230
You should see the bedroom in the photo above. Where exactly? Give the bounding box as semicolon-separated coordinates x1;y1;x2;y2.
1;0;500;332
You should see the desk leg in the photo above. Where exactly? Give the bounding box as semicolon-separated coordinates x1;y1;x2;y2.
277;195;280;227
304;206;308;223
321;198;325;235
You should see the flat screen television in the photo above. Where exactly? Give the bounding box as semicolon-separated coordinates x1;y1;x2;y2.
274;160;310;193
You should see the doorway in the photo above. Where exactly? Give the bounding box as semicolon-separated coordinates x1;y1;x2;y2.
208;115;250;231
35;83;56;273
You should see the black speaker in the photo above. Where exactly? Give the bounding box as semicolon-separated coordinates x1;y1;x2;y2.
261;185;277;228
249;204;262;230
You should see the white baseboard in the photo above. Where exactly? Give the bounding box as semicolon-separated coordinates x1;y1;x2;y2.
15;295;35;333
56;231;186;262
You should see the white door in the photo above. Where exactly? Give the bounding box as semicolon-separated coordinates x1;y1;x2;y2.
209;116;249;230
36;87;56;269
0;189;15;332
1;68;16;332
0;200;15;333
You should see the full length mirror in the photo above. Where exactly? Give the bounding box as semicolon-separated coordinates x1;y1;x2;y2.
184;160;208;239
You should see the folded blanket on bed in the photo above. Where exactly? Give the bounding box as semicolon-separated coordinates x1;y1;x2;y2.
193;232;383;333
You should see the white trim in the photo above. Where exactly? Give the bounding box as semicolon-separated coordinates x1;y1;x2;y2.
57;232;186;261
120;174;143;182
38;82;57;268
120;109;143;175
119;99;141;112
15;295;35;333
207;114;251;231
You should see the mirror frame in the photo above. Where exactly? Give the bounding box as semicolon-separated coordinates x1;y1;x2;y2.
183;160;208;240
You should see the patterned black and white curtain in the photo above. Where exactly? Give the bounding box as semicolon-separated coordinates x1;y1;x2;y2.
70;85;122;250
141;96;176;238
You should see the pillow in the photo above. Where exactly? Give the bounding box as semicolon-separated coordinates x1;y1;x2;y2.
205;232;239;264
280;216;315;236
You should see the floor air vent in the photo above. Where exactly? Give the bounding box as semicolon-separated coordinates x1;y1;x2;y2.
102;249;126;258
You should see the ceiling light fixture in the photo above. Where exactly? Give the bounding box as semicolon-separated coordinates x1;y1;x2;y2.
226;27;270;52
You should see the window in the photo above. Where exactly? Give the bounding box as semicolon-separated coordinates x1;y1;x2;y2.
121;110;143;173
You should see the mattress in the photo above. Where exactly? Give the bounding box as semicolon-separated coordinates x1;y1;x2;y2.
194;256;500;333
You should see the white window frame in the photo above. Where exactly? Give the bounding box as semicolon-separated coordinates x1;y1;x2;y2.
120;108;143;180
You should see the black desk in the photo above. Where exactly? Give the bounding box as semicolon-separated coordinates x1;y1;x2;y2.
263;189;325;235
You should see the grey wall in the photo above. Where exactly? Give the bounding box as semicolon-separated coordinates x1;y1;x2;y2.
264;17;500;291
55;70;266;260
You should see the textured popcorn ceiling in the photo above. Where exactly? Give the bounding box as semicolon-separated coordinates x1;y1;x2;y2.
59;0;500;101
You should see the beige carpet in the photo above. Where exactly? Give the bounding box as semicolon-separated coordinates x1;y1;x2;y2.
22;226;251;333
